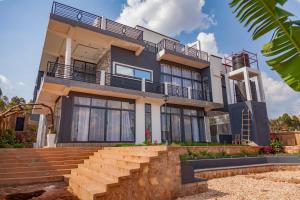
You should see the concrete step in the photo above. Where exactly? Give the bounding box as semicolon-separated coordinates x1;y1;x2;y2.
88;156;141;170
69;174;107;200
103;146;167;152
73;166;118;186
0;159;84;168
0;151;96;159
78;163;130;180
94;152;150;163
0;169;70;179
3;155;91;163
0;164;78;173
99;149;159;157
0;175;64;187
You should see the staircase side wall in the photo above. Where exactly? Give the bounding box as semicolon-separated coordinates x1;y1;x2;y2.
102;150;207;200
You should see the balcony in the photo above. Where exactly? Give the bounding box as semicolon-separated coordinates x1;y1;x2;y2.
34;62;212;102
157;39;209;69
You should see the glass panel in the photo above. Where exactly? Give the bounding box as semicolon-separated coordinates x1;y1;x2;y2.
171;114;181;142
193;81;202;100
116;65;134;76
107;100;121;108
161;114;170;142
161;64;171;74
121;111;135;141
135;69;151;80
89;108;105;141
122;102;134;110
85;63;96;73
172;66;181;76
73;60;85;72
183;109;191;116
171;107;180;114
71;106;90;141
182;69;191;78
161;74;171;83
192;117;200;142
192;72;201;80
74;97;91;106
184;117;192;142
199;117;206;141
145;104;151;113
106;110;121;141
91;98;106;107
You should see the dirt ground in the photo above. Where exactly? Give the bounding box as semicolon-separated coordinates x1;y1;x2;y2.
0;182;77;200
178;171;300;200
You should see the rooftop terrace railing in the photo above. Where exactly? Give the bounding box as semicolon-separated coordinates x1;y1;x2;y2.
51;2;143;41
157;39;209;62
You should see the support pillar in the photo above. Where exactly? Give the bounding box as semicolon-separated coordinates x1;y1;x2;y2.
135;100;145;144
243;69;252;101
151;103;162;144
64;37;72;78
225;74;232;104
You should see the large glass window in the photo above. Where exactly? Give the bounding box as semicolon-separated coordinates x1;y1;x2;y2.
161;105;205;143
115;63;152;81
71;96;135;142
160;63;211;101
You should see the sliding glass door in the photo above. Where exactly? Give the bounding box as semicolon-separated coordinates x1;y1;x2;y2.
71;96;135;142
161;105;205;143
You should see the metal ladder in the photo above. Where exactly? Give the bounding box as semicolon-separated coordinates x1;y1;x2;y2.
241;108;251;144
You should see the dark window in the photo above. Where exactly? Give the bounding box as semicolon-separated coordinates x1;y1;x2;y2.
73;60;97;83
115;63;152;81
71;96;135;142
161;105;205;143
15;117;25;131
160;63;210;101
145;104;152;142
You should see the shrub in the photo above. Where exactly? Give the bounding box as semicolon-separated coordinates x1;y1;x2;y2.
270;139;283;154
259;146;274;154
0;129;16;145
12;143;25;148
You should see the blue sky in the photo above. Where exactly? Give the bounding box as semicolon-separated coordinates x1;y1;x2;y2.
0;0;299;118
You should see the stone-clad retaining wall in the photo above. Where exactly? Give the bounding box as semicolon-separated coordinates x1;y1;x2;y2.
195;165;300;179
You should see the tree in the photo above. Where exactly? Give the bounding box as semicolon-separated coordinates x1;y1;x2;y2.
229;0;300;91
270;113;300;131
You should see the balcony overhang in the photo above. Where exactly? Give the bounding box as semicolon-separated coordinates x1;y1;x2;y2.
157;49;210;69
34;76;223;114
227;67;260;81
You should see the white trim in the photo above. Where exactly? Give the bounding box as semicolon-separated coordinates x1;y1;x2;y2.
112;61;153;82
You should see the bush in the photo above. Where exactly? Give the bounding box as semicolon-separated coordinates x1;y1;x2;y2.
270;139;283;154
0;129;16;145
12;143;25;148
259;146;274;154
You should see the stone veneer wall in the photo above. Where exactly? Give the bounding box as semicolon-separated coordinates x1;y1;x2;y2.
98;146;259;200
195;165;300;180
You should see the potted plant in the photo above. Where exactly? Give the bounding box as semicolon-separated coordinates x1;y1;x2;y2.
47;128;56;148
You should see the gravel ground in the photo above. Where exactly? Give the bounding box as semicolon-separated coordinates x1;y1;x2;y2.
178;171;300;200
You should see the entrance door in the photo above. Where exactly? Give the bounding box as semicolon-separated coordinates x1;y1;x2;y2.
15;117;25;131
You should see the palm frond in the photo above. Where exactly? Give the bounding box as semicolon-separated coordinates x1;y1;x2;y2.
230;0;300;91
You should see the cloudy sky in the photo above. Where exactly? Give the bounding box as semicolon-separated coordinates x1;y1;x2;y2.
0;0;299;118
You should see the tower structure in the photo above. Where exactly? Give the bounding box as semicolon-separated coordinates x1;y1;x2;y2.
224;50;269;146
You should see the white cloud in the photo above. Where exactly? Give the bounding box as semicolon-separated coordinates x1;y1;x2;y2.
18;81;25;86
197;32;219;55
0;74;12;90
261;72;300;118
117;0;215;36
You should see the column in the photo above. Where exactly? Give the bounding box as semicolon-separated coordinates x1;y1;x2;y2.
151;103;162;144
135;100;145;144
257;73;266;102
243;68;252;101
225;74;232;104
64;37;72;78
204;116;211;142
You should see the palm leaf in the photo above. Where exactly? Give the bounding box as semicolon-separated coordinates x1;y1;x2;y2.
229;0;300;91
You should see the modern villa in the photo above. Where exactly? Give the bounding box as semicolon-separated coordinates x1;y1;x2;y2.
33;2;269;147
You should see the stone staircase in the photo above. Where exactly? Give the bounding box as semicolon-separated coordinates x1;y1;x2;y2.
66;146;170;200
0;147;99;187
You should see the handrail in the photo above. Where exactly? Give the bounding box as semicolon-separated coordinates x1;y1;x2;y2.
157;39;209;62
52;2;143;41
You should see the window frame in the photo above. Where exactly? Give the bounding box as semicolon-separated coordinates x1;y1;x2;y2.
113;62;153;82
71;96;135;143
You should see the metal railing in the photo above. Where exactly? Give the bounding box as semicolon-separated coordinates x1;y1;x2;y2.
157;39;209;62
52;2;143;41
45;62;211;101
144;40;157;53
